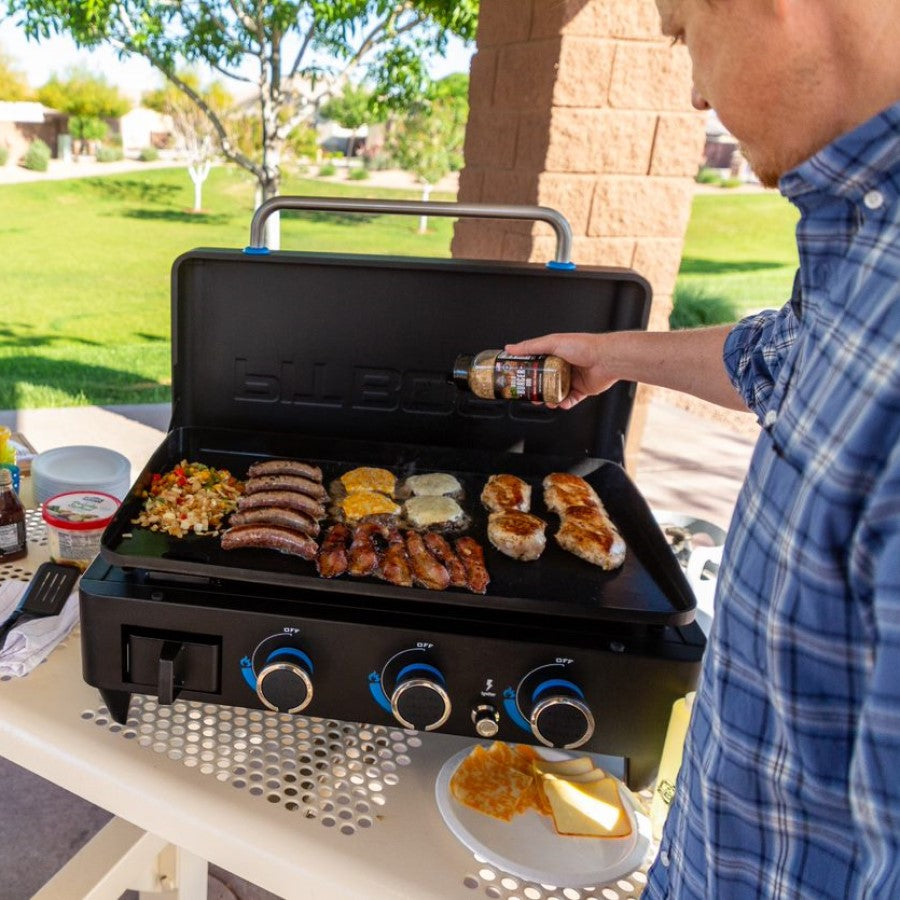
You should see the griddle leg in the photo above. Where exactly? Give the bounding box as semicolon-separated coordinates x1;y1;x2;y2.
100;688;133;724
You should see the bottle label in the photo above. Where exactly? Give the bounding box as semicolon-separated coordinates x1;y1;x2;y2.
0;521;25;553
493;353;546;401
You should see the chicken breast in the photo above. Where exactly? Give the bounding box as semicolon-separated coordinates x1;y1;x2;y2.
487;511;547;561
481;474;531;513
543;473;601;516
554;515;626;570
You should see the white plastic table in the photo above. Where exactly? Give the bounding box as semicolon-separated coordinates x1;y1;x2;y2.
0;512;655;900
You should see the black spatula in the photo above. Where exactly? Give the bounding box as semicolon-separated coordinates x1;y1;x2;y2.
0;562;80;652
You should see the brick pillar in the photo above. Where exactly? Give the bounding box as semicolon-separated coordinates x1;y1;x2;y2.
452;0;705;469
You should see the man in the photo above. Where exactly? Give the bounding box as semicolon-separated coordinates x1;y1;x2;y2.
507;1;899;896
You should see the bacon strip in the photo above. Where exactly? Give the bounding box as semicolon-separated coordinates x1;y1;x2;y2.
316;523;352;578
424;532;468;588
247;459;323;482
229;506;320;537
405;531;450;591
348;522;386;578
221;524;317;560
379;528;413;587
454;536;490;595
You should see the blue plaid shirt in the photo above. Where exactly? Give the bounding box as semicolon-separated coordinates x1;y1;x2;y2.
646;103;900;899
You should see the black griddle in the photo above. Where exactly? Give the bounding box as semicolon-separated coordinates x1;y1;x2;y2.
81;198;705;789
102;427;694;625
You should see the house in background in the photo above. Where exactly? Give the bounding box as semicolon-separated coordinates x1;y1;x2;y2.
0;101;68;163
702;109;754;181
113;106;173;153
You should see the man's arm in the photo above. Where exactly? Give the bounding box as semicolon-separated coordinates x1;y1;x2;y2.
506;325;749;412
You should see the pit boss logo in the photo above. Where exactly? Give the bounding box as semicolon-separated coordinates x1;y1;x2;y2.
232;358;554;422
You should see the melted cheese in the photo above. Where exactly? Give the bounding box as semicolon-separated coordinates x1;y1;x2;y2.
404;495;465;528
340;491;400;521
340;467;396;496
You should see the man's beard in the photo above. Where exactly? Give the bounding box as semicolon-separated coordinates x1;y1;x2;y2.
740;141;783;189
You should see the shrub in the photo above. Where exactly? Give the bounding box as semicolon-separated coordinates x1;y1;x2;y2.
720;177;743;189
348;167;369;181
96;146;124;163
695;167;721;185
138;146;159;162
317;163;337;177
23;139;51;172
0;146;8;167
670;283;740;330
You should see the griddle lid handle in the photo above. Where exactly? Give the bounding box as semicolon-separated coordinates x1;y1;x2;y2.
246;196;576;268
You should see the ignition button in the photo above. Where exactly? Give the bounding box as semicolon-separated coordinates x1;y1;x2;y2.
472;704;500;738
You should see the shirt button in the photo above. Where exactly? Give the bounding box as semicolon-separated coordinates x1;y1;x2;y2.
660;849;671;867
863;190;884;210
764;409;777;427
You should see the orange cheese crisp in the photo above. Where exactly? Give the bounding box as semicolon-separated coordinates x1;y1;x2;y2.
449;744;533;821
449;741;633;838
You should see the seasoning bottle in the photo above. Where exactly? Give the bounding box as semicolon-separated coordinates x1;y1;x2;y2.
0;467;27;562
452;350;571;404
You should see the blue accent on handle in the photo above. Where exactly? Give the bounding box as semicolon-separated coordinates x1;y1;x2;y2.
266;647;313;672
532;678;584;702
396;662;444;685
243;246;270;255
545;260;577;271
503;695;531;732
369;680;392;713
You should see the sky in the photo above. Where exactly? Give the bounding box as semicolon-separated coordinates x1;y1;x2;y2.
0;16;474;102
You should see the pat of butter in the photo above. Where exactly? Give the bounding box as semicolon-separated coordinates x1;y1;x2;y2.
542;775;633;838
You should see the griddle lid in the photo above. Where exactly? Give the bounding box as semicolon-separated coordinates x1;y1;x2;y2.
170;201;651;461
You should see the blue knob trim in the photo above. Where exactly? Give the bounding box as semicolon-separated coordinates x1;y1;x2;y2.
532;678;584;703
545;260;577;271
266;647;314;672
396;662;445;685
243;246;270;255
240;657;257;691
503;695;532;732
368;678;392;713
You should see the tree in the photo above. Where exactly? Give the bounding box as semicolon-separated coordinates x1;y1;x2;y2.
9;0;477;244
144;73;233;212
388;73;467;232
37;68;130;118
320;81;373;158
0;49;33;100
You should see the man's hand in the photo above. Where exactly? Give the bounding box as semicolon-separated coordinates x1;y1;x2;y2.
506;326;751;413
505;334;613;409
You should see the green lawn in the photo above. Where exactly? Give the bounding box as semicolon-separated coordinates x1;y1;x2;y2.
0;166;457;409
0;169;799;410
677;191;800;316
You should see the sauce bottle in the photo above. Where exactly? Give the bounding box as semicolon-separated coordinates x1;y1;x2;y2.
452;350;571;404
0;467;27;562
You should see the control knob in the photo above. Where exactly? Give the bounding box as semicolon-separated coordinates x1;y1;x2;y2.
526;678;594;750
387;660;451;731
255;647;314;714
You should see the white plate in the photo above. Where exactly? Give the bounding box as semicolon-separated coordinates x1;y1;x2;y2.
32;446;131;501
435;746;652;889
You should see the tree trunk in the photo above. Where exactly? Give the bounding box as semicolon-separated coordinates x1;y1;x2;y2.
418;183;432;234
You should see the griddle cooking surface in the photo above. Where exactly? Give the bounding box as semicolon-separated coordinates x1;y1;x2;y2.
101;427;694;626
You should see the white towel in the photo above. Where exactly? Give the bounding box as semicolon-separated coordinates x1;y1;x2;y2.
0;578;79;678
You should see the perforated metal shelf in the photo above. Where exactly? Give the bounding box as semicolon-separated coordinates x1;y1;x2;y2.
7;509;656;897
